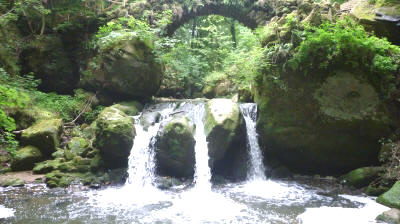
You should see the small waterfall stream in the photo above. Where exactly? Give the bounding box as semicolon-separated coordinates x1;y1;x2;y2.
240;103;267;181
126;104;176;188
191;104;212;192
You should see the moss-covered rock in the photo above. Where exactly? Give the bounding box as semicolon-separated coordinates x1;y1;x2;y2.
33;158;64;174
0;178;25;187
67;137;90;157
343;166;383;188
21;119;63;155
111;101;143;116
205;99;247;179
9;106;57;130
156;116;195;178
93;107;135;168
378;181;400;208
255;71;393;174
81;37;164;101
377;208;400;224
20;35;78;93
205;99;243;162
366;183;391;196
343;0;400;45
11;146;43;171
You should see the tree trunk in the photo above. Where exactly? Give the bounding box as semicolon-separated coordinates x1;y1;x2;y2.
230;18;237;49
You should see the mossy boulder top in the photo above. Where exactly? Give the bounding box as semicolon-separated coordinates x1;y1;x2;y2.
255;70;393;174
81;37;164;101
111;101;143;116
342;166;383;188
11;146;43;171
155;116;196;178
21;119;63;155
342;0;400;44
378;181;400;209
93;106;136;168
205;99;246;169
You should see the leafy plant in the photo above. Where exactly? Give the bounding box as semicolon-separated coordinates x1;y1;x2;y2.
0;68;29;155
288;18;400;96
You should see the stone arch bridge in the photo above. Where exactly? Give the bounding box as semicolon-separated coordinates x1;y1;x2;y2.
117;0;305;35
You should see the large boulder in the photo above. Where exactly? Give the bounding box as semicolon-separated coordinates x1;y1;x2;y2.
11;146;43;171
21;119;63;155
20;35;78;93
9;106;57;130
343;166;383;188
378;181;400;209
155;116;196;178
81;36;164;101
256;71;393;174
93;106;135;168
204;99;247;179
342;0;400;45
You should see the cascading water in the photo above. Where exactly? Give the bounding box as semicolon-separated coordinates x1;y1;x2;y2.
191;104;212;192
240;103;267;181
1;100;389;224
125;104;176;188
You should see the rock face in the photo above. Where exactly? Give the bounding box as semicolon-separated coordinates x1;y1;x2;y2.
67;137;91;157
378;181;400;209
81;37;164;101
343;166;383;188
155;116;196;178
256;71;393;174
377;208;400;224
205;99;247;179
21;119;63;156
11;146;43;171
342;0;400;45
93;106;136;168
20;35;78;93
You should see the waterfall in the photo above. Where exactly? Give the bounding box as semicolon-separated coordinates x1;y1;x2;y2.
125;101;213;191
126;104;176;188
191;103;212;192
240;103;266;181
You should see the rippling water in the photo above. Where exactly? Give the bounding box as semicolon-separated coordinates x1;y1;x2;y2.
0;178;388;224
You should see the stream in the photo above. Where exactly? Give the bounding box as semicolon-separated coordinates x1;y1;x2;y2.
0;101;388;224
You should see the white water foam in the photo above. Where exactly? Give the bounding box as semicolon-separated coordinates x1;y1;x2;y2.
0;205;15;219
298;195;389;224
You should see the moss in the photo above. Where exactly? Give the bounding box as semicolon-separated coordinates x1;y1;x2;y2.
11;146;43;171
156;116;195;178
33;158;64;174
111;101;143;116
9;106;57;130
93;106;135;168
81;37;164;101
343;166;383;188
378;181;400;208
205;99;243;161
21;119;63;155
67;137;90;157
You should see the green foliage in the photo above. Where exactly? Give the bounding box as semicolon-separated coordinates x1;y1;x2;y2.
288;18;400;96
0;68;29;155
162;15;261;97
